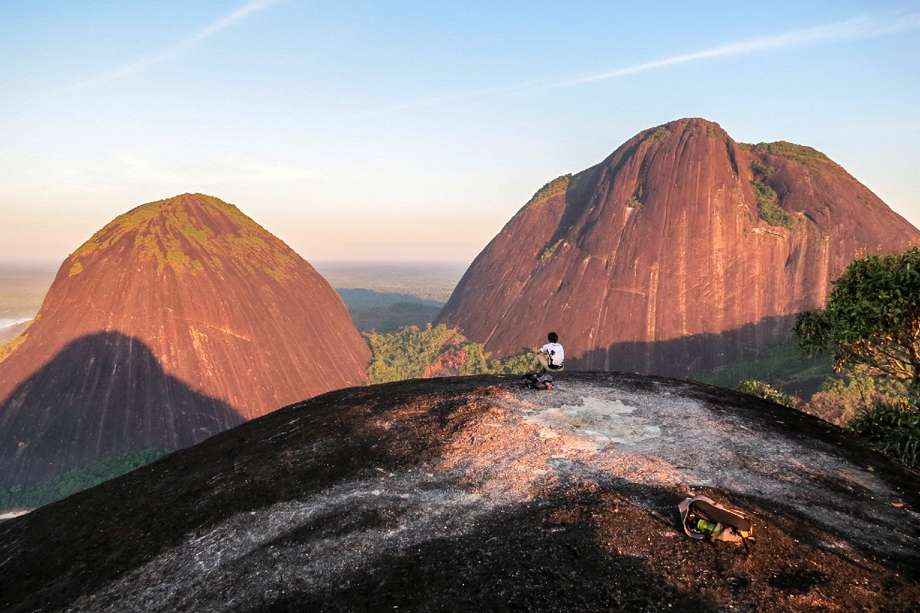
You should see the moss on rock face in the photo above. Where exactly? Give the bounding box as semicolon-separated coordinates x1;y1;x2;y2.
540;239;564;262
66;194;299;280
648;125;671;142
751;161;795;228
525;174;572;207
744;141;830;167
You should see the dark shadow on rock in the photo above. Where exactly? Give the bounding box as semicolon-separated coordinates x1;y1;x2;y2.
0;384;407;612
0;374;917;612
575;314;797;376
259;493;717;613
0;331;244;488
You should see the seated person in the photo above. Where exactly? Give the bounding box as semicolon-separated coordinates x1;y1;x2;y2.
534;331;564;372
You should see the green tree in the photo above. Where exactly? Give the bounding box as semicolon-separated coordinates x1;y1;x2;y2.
848;402;920;469
795;248;920;396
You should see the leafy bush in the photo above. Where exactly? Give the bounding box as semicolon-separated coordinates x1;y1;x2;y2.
625;195;643;209
848;402;920;468
737;379;801;408
804;369;909;426
0;448;169;511
458;343;536;376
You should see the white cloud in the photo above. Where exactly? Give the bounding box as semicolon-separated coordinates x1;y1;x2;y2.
76;0;283;88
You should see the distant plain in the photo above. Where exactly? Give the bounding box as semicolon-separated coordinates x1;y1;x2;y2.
0;260;467;339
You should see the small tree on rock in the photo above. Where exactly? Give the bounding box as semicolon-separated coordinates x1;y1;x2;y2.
795;247;920;397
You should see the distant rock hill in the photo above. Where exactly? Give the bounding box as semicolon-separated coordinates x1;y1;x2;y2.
0;194;370;487
438;118;920;373
1;373;917;611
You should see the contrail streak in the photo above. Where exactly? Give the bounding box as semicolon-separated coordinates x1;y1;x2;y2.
76;0;283;88
558;11;920;87
359;10;920;117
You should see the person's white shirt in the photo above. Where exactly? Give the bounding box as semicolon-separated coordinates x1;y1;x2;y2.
540;342;564;367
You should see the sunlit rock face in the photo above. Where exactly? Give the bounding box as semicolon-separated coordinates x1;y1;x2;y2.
0;194;370;486
438;118;920;373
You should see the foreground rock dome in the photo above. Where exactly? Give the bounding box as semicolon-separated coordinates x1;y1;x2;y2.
1;373;917;611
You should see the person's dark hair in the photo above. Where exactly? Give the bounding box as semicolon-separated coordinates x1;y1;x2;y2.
548;331;559;343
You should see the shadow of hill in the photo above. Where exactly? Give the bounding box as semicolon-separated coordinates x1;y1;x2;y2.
576;314;797;377
0;331;243;488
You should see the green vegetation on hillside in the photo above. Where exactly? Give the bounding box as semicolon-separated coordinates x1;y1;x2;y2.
806;369;909;426
70;194;297;280
750;159;774;179
525;174;572;207
747;141;830;166
753;180;794;227
365;324;535;384
540;239;564;262
0;448;170;511
736;379;800;408
750;160;794;228
625;195;643;209
648;126;671;142
734;371;919;468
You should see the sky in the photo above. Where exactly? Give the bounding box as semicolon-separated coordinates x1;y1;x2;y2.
1;1;919;264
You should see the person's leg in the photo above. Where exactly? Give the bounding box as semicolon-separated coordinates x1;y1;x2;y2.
532;353;549;372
